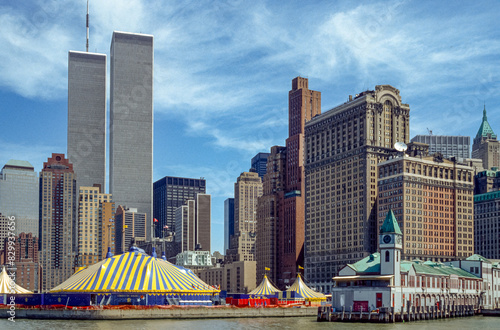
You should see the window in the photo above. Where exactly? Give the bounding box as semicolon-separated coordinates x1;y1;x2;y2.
385;251;390;262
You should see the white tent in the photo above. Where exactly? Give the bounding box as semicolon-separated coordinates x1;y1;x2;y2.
0;266;32;294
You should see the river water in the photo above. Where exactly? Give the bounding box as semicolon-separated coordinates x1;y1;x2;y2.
1;315;498;330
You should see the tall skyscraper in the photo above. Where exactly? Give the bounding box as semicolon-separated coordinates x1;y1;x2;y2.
114;205;146;254
224;198;234;253
251;152;271;179
278;77;321;286
153;176;206;238
0;160;39;236
67;51;106;192
174;193;211;253
411;135;470;159
110;31;154;240
472;106;500;170
39;154;76;291
227;172;262;262
304;85;410;293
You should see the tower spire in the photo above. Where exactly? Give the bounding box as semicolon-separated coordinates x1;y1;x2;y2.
86;0;89;52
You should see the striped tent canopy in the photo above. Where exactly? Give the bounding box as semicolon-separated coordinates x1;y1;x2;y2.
249;274;280;295
50;251;219;294
286;274;326;301
0;266;32;294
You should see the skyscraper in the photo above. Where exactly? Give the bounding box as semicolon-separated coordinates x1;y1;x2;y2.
67;51;106;192
251;152;271;179
110;31;154;240
472;106;500;170
0;160;39;236
224;198;234;253
304;85;410;293
411;135;470;159
174;193;211;253
39;154;76;291
114;205;146;254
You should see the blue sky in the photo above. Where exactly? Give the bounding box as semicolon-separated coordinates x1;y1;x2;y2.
1;0;499;254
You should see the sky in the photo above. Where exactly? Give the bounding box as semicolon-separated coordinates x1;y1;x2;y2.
1;0;499;255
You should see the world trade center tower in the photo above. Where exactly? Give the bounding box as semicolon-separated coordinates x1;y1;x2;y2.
110;31;154;240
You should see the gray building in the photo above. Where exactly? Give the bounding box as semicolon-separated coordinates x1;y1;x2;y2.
0;160;39;236
251;152;271;179
110;31;154;240
474;191;500;259
224;198;234;253
114;205;147;254
67;51;106;192
174;193;211;253
411;135;470;159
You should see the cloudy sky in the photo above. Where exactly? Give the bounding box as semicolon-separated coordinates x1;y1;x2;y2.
1;0;499;254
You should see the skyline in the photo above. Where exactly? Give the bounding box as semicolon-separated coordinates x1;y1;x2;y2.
1;0;499;254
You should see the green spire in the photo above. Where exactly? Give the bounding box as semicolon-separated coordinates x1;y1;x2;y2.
380;209;402;235
476;105;497;140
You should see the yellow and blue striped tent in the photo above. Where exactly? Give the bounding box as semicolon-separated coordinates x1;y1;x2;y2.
249;275;279;295
50;251;219;294
286;274;326;302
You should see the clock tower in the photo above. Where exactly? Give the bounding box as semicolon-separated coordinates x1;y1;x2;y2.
379;209;403;286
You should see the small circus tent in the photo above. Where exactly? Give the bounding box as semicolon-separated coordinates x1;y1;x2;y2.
285;274;326;302
0;266;32;294
249;274;280;296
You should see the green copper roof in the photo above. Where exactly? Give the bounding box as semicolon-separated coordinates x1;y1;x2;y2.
3;160;34;169
475;105;497;140
379;209;402;235
347;253;380;274
466;254;492;264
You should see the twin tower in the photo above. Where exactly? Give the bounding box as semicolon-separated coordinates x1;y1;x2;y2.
67;31;154;240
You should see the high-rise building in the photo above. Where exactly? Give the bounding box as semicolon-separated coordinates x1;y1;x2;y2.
174;193;211;254
76;186;114;267
377;154;474;261
0;160;39;236
474;168;500;195
67;51;106;192
474;190;500;259
153;176;206;238
39;154;77;291
2;232;40;292
227;172;262;262
110;31;154;240
411;135;470;159
278;77;321;287
224;198;234;253
472;106;500;170
256;146;286;284
304;85;410;293
251;152;271;179
114;205;146;254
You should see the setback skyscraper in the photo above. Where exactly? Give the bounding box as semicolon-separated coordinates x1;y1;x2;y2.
472;106;500;170
110;31;154;240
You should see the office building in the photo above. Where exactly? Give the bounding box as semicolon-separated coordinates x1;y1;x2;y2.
67;51;106;192
474;191;500;259
39;154;77;291
153;176;206;239
174;193;211;254
411;135;470;159
109;31;154;240
224;198;234;253
0;160;39;236
2;232;40;292
472;106;500;170
377;154;474;261
304;85;410;292
251;152;271;179
114;205;146;254
474;168;500;194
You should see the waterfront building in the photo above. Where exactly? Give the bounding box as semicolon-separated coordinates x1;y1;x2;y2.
114;206;146;254
0;160;39;236
474;191;500;259
411;135;470;159
251;152;271;179
224;260;257;293
377;154;475;260
2;232;40;292
174;193;211;254
109;31;154;240
67;51;106;192
304;85;410;292
39;154;77;291
153;176;206;240
76;186;115;267
224;198;234;253
256;146;286;285
472;106;500;170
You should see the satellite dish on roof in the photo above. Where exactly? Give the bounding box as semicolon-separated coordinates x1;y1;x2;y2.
394;142;408;152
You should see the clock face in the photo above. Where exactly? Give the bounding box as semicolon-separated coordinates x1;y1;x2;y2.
383;235;391;244
396;236;402;244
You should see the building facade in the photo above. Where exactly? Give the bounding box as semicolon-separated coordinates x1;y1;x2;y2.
109;31;154;240
251;152;271;179
153;176;206;239
411;135;470;159
474;168;500;195
39;154;77;291
224;198;234;253
304;85;410;293
114;206;146;254
67;51;106;192
0;160;39;236
472;106;500;170
377;155;475;261
474;191;500;259
2;232;40;292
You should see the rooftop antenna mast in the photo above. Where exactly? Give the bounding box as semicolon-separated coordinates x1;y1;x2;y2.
86;0;89;52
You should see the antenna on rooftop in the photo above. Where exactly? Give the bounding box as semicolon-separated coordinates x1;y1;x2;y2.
427;128;432;135
86;0;89;52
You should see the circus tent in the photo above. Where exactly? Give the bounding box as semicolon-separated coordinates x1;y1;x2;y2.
249;274;280;296
0;266;32;294
285;274;326;302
